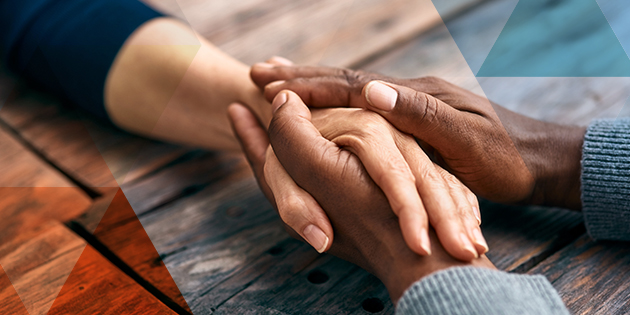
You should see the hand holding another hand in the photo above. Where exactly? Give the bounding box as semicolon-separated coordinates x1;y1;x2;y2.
229;91;495;302
230;89;488;261
252;64;588;212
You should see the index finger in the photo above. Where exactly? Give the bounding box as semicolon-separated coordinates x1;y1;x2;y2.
251;64;347;88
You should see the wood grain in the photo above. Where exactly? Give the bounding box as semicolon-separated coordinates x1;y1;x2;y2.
529;235;630;315
142;0;483;67
0;125;92;244
0;221;85;315
120;151;250;216
362;0;630;124
73;189;191;312
48;237;177;314
136;176;293;311
216;255;358;314
0;251;38;315
0;121;95;315
190;238;318;312
0;85;187;189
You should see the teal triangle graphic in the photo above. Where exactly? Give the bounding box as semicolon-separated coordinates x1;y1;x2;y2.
431;0;519;75
596;0;630;59
477;0;630;77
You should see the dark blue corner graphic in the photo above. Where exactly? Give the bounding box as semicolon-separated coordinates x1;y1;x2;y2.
475;0;630;77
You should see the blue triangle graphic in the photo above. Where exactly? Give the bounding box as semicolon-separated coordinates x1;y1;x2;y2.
596;0;630;59
431;0;519;75
477;0;630;77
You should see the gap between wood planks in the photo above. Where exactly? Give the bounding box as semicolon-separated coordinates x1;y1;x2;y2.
2;0;586;312
0;118;101;199
65;221;192;315
0;116;192;313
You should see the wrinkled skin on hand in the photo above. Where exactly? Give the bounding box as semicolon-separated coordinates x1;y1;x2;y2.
251;65;586;210
250;66;538;200
231;89;487;261
228;93;495;303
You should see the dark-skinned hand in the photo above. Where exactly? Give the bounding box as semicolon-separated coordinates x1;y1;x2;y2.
250;63;586;210
228;91;495;303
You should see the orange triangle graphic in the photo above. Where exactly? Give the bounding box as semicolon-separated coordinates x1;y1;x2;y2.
0;263;29;315
51;188;191;313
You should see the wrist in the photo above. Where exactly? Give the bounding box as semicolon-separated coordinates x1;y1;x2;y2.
365;227;496;303
492;105;586;210
514;121;586;210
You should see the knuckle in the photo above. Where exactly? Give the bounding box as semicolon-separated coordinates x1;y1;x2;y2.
357;111;389;131
342;69;367;89
268;114;294;147
277;194;306;224
417;93;439;125
430;210;457;230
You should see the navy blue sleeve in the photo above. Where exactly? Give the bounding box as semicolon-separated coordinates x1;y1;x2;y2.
0;0;163;120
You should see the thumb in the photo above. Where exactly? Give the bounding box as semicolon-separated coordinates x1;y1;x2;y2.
362;80;465;152
227;103;274;203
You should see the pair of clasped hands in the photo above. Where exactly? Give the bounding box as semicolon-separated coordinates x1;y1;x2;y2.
228;57;538;301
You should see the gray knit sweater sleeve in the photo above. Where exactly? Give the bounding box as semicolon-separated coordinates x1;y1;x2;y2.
395;267;569;315
581;118;630;241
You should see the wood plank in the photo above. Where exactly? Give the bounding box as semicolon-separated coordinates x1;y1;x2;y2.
310;269;393;315
216;255;357;314
0;220;177;315
0;258;30;315
74;169;284;312
0;125;92;243
529;235;630;315
0;221;85;315
362;0;630;123
190;238;318;312
142;0;483;67
120;151;250;216
70;152;254;311
134;177;290;310
480;202;584;272
0;82;187;189
0;119;94;315
49;245;176;315
73;188;192;312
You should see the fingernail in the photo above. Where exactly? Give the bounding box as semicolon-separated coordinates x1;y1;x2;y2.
271;91;288;113
460;233;478;259
473;206;481;225
365;81;397;111
304;224;329;253
255;62;274;68
472;228;489;254
270;56;294;66
419;228;432;255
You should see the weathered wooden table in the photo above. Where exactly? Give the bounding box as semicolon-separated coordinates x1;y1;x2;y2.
1;0;629;314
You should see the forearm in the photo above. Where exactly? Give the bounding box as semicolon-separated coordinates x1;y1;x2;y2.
360;227;495;303
492;104;586;210
105;18;271;151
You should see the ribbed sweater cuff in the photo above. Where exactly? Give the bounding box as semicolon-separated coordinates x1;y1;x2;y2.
396;267;568;315
581;118;630;241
